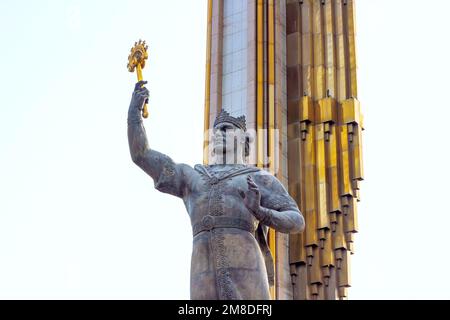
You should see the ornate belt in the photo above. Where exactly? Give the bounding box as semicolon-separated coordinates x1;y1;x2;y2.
192;215;256;237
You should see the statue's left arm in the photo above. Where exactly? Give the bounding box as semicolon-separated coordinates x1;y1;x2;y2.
241;174;305;234
127;81;193;198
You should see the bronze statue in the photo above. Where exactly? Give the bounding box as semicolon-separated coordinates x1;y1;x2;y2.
127;81;305;299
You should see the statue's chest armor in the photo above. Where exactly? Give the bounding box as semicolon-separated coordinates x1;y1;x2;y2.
186;165;259;226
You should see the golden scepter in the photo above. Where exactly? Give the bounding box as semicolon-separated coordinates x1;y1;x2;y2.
127;39;149;118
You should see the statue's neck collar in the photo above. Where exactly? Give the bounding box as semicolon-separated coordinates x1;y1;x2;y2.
194;164;259;184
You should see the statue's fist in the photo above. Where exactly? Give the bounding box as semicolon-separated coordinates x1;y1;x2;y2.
131;80;149;110
239;175;262;216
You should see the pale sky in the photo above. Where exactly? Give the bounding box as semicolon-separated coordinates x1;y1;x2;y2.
1;0;449;299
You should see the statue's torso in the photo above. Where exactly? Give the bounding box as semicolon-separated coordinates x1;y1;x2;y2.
182;164;271;300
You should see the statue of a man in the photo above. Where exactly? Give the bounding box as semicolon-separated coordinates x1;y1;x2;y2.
127;81;305;300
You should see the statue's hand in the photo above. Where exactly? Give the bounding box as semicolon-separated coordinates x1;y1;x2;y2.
239;175;262;217
130;80;149;112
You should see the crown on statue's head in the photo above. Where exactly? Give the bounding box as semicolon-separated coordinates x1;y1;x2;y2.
213;109;247;132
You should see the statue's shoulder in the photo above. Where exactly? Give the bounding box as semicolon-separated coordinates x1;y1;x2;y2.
251;168;271;176
194;163;204;171
250;167;273;178
251;169;285;190
193;164;209;176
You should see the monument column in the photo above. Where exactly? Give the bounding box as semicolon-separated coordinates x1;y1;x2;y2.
203;0;363;300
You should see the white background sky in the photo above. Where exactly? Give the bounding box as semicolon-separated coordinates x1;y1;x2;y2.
0;0;449;299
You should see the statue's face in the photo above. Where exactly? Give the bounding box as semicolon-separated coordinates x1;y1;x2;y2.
212;122;246;160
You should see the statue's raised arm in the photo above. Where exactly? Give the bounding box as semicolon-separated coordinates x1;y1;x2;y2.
127;81;192;198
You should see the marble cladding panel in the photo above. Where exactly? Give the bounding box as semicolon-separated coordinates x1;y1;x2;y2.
222;0;248;118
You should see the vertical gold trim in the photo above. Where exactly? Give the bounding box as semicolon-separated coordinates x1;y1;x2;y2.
337;249;350;299
315;122;328;230
351;122;364;181
327;117;341;216
257;0;264;170
303;115;318;248
267;0;276;299
321;230;334;267
347;203;358;255
346;0;358;98
344;197;358;238
324;0;336;96
287;1;306;282
268;1;275;175
334;214;347;250
312;0;325;99
309;246;322;299
301;0;313;97
335;0;347;102
203;0;213;165
339;116;352;197
216;0;224;113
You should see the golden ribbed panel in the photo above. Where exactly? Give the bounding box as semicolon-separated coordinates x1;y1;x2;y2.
324;266;337;299
321;231;334;267
300;95;321;299
337;249;351;299
326;104;341;223
315;122;329;231
351;124;363;203
339;120;352;197
288;128;306;264
316;99;337;291
345;99;364;182
268;0;275;89
291;263;309;300
333;210;346;250
267;0;275;173
334;0;347;102
285;0;363;300
321;231;334;298
309;246;323;300
301;0;313;96
287;0;307;298
301;97;318;248
342;97;363;204
316;98;337;236
312;0;325;99
352;123;363;180
341;97;361;124
324;0;336;96
344;192;358;254
303;130;319;247
300;96;315;124
202;0;363;300
346;0;358;97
